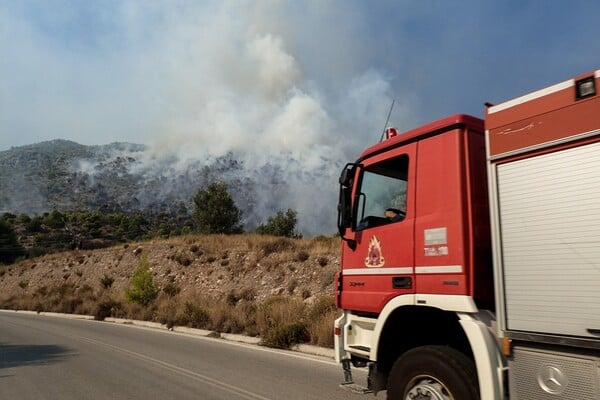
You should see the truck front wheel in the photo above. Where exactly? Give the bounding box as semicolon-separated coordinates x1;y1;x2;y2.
387;345;479;400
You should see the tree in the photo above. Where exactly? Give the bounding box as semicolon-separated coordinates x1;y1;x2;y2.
43;210;66;229
256;209;298;237
26;216;44;233
0;219;24;264
193;182;243;234
125;254;158;306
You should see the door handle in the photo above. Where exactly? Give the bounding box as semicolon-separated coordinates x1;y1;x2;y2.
392;276;412;289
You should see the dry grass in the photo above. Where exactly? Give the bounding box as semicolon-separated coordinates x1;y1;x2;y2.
0;234;341;349
307;311;337;348
0;284;339;348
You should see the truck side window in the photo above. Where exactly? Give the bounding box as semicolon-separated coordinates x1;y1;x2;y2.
355;155;408;230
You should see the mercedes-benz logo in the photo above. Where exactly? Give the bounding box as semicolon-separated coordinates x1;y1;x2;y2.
537;365;568;395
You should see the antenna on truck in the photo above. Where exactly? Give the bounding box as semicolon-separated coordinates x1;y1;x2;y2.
379;99;395;141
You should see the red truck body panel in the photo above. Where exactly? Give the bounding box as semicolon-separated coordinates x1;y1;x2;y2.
486;70;600;158
340;115;493;314
485;69;600;343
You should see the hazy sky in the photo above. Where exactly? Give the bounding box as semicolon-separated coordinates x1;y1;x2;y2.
2;0;599;155
2;1;600;234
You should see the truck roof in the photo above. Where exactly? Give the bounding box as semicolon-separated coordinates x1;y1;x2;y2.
358;114;483;160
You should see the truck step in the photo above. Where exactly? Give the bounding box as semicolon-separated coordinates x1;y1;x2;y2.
340;382;373;394
348;345;371;352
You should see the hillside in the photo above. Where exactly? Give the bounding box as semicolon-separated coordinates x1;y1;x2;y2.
0;234;341;348
0;139;232;218
0;139;340;236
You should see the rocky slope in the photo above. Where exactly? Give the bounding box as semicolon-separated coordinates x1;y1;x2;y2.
0;234;339;313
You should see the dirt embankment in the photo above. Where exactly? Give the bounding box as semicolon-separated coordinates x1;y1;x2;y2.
2;234;338;299
0;234;341;347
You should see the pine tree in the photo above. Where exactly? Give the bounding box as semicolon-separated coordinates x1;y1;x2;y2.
193;182;243;234
124;254;158;306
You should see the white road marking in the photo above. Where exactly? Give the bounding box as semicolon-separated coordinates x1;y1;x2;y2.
78;335;273;400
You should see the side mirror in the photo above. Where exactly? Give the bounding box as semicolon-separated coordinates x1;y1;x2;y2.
339;167;353;187
337;163;358;250
337;186;352;234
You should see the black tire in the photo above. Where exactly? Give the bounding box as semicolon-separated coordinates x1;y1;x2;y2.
387;345;479;400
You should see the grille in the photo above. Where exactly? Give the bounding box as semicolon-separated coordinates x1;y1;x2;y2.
509;346;600;399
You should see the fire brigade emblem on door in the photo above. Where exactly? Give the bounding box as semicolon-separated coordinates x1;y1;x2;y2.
365;236;385;268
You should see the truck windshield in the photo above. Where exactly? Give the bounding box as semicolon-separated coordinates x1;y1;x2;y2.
356;155;408;230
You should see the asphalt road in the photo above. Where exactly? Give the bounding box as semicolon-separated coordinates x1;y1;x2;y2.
0;312;368;400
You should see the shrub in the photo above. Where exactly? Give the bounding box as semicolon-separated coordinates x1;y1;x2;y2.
226;290;241;306
156;300;188;328
185;302;211;329
162;283;180;297
57;283;74;297
256;296;307;348
261;238;293;256
296;250;309;262
26;217;44;233
255;209;298;237
80;284;93;293
305;296;337;348
0;219;25;264
287;278;298;294
209;302;246;334
307;295;336;321
43;210;66;229
262;322;309;349
58;297;83;314
100;274;115;289
124;254;158;306
17;214;31;224
36;286;48;296
174;253;192;266
94;299;120;321
308;312;336;348
319;268;337;289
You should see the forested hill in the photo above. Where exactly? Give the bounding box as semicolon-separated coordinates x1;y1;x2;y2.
1;140;280;230
2;139;196;213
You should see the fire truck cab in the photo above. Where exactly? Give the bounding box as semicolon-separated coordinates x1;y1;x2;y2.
335;69;600;399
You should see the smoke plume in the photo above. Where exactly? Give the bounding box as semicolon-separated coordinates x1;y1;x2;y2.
1;2;416;235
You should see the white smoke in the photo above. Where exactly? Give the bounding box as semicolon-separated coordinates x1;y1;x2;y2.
1;2;412;235
134;28;350;235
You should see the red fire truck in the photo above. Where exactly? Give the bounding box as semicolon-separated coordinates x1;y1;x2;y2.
335;69;600;399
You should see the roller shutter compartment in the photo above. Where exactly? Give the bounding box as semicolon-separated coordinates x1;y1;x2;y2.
496;141;600;339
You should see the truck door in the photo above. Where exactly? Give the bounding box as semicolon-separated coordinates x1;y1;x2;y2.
340;144;416;314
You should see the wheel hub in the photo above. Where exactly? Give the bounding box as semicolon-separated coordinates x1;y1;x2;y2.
405;377;452;400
